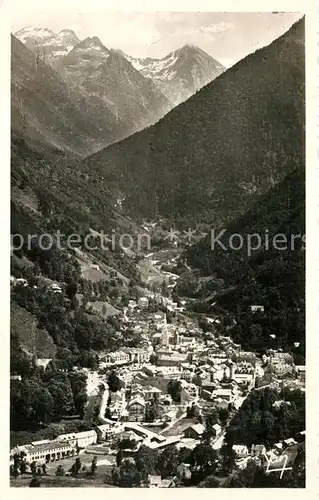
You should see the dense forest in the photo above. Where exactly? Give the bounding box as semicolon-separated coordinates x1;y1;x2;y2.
10;133;147;438
110;431;304;488
225;387;305;447
183;167;305;361
85;19;304;225
11;363;88;430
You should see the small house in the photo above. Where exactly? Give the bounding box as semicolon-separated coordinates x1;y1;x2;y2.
148;475;162;488
283;438;297;448
177;462;192;480
211;423;222;438
250;305;264;313
96;424;114;442
127;397;146;421
251;444;266;457
183;423;205;439
232;445;249;457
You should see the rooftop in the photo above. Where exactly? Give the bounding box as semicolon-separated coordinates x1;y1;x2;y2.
18;441;73;454
187;423;205;435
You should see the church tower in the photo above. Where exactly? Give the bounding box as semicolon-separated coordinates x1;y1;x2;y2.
161;314;169;346
174;330;180;346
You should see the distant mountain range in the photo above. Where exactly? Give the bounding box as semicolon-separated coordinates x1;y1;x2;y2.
11;33;172;155
55;36;172;139
126;44;225;105
11;35;129;156
14;26;225;118
14;26;81;67
84;19;304;225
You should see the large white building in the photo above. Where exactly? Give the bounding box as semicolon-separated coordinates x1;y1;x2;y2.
11;440;75;465
57;430;97;448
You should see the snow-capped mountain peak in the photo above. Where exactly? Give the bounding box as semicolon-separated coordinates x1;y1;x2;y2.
14;26;81;66
14;26;55;43
127;44;225;105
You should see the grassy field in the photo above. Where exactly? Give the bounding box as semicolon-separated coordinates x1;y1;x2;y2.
10;473;116;488
11;454;116;488
11;301;57;358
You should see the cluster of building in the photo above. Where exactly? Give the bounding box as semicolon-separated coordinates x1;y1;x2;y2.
10;280;305;483
10;430;98;466
98;310;305;426
10;276;62;293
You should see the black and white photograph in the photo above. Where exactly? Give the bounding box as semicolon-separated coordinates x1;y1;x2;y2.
6;1;316;491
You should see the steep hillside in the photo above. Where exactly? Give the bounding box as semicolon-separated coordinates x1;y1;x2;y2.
11;35;127;156
56;37;172;138
128;44;225;105
184;167;305;359
85;19;304;225
11;133;139;246
10;133;146;381
11;301;57;358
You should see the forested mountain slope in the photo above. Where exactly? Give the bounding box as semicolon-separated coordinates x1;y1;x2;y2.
85;19;304;225
184;167;305;360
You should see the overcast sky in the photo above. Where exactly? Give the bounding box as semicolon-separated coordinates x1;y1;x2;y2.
12;11;302;67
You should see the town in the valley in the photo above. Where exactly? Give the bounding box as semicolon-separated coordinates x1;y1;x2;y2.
10;13;306;488
10;241;306;487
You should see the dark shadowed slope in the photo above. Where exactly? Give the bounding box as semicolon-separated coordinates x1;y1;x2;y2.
85;19;304;225
11;35;127;156
187;166;305;358
56;37;172;139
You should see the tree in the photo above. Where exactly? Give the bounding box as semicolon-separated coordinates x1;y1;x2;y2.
149;353;158;365
55;465;65;476
74;392;88;418
167;380;182;403
90;456;98;475
55;347;76;371
104;407;112;419
20;453;27;474
114;459;141;487
226;387;305;447
11;454;20;478
135;445;157;483
186;403;200;418
10;465;18;479
33;388;54;424
108;372;121;393
66;281;77;300
47;378;75;418
118;439;137;450
144;401;159;423
30;461;37;477
29;477;41;487
220;444;237;475
189;444;218;483
198;475;220;487
193;375;202;387
218;407;229;426
70;457;82;476
156;447;180;478
116;449;124;467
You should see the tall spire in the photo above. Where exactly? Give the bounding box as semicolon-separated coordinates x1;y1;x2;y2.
161;314;169;346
